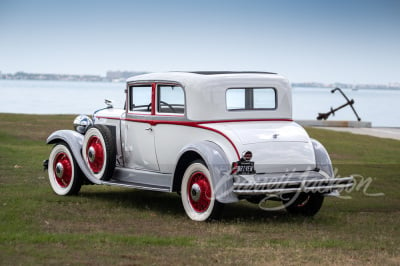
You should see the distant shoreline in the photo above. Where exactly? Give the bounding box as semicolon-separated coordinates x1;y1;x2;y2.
1;71;399;90
1;78;399;91
291;83;400;90
0;70;147;83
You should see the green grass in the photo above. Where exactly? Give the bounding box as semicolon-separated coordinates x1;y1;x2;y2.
1;113;399;265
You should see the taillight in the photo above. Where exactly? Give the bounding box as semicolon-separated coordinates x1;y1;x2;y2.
231;162;238;175
242;151;252;161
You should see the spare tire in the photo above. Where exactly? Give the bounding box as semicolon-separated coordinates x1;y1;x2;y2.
82;124;116;180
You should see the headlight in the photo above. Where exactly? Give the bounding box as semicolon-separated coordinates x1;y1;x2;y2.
73;115;93;134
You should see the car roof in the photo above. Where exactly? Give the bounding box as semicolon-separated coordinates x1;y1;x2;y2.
183;71;277;75
126;71;284;85
126;71;292;121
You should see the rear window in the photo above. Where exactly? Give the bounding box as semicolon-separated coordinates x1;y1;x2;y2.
226;88;276;111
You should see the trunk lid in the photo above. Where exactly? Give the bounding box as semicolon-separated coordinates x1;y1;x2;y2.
226;121;310;144
206;121;316;173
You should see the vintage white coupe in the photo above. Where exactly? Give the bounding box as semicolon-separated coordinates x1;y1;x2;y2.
45;71;353;221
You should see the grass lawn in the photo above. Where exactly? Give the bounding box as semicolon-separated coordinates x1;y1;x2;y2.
0;113;399;265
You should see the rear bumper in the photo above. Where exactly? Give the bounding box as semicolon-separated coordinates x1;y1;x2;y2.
233;171;354;195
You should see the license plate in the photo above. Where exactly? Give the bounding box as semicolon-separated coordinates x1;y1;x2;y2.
237;161;255;174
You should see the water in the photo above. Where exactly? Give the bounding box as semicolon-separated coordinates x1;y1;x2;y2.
0;80;399;127
0;80;125;115
292;87;400;127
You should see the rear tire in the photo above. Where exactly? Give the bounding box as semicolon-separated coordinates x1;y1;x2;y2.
283;193;324;216
48;143;82;195
246;195;267;204
82;125;116;180
181;160;223;221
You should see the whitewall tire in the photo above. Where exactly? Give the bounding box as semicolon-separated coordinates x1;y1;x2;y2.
48;143;82;195
82;125;116;180
181;160;223;221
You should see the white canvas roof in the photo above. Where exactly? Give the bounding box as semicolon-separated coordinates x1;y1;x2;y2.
127;72;292;121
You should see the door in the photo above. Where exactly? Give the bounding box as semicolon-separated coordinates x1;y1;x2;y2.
121;83;159;171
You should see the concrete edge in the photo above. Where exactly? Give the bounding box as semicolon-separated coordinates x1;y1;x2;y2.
315;127;400;141
296;120;372;128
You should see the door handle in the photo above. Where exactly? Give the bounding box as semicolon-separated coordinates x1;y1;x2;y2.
145;127;153;132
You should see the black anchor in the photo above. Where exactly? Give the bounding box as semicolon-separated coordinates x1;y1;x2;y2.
317;87;361;121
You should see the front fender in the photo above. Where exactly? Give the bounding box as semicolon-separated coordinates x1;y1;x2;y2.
46;130;101;185
176;140;238;204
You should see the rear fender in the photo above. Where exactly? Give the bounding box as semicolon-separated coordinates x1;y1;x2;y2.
46;130;101;184
311;138;334;178
175;141;238;203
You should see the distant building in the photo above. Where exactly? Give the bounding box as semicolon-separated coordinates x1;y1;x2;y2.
0;71;106;82
106;71;148;82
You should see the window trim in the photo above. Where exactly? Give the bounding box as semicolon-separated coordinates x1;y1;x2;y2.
127;82;186;117
155;83;186;117
128;83;153;114
226;87;277;111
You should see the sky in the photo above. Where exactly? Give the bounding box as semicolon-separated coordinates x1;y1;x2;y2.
1;0;399;84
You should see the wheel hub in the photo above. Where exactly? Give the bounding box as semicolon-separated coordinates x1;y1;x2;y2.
190;183;201;202
86;136;104;174
88;146;96;163
188;171;212;213
53;152;72;188
55;162;64;178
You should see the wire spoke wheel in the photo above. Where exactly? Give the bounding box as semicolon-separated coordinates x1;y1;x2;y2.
48;143;82;195
188;171;212;213
53;152;73;187
86;136;104;173
181;160;223;221
82;125;116;180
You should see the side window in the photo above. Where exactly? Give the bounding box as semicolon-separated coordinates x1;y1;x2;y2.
130;85;152;112
157;85;185;114
226;88;276;111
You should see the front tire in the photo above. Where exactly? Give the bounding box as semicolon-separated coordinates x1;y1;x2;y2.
283;193;324;216
48;143;82;195
82;125;116;180
181;160;223;221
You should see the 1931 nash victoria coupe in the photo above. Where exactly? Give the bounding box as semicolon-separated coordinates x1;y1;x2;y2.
45;72;354;221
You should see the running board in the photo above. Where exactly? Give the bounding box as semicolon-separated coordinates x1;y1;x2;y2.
101;167;173;192
101;180;170;192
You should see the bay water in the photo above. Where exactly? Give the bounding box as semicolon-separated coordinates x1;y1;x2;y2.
0;80;399;127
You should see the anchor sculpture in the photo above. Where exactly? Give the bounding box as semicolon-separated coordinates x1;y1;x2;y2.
317;87;361;121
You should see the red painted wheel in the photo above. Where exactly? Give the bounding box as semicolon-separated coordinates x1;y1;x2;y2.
181;160;223;221
187;171;212;213
48;143;82;195
53;152;72;187
82;125;116;180
86;135;104;174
